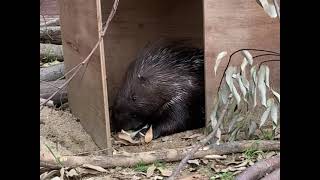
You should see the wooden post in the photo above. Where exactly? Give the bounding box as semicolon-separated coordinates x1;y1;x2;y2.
96;0;112;155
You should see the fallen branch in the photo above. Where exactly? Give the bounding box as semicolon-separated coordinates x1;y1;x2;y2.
40;63;65;81
40;0;120;108
40;43;63;61
235;154;280;180
168;98;231;180
260;168;280;180
40;79;68;104
40;26;61;44
40;18;60;27
40;140;279;170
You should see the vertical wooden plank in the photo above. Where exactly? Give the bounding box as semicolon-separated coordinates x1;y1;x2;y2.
203;0;280;125
57;0;109;149
95;0;112;154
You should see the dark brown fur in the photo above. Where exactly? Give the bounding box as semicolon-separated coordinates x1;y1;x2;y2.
111;40;205;139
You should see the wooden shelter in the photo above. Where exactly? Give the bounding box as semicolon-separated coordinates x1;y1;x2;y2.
57;0;280;152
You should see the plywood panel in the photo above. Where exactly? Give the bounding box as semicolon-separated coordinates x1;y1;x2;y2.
57;0;110;149
204;0;280;124
101;0;204;106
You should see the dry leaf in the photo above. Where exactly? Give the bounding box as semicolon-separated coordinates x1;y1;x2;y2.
214;51;228;76
182;133;203;139
265;151;276;159
147;164;157;178
83;164;107;173
117;132;141;144
233;160;248;168
204;155;227;160
66;169;79;177
154;176;164;180
60;168;65;180
41;170;59;180
211;164;227;173
179;173;207;180
145;125;153;143
161;136;170;142
157;167;172;177
114;139;130;145
201;159;209;165
227;166;247;172
51;177;61;180
187;159;200;166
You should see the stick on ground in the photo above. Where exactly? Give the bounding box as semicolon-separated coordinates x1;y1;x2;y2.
40;140;279;170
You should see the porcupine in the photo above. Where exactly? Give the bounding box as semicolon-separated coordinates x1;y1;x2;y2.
111;40;205;139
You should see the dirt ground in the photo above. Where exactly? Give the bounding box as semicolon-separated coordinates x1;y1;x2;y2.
40;106;279;180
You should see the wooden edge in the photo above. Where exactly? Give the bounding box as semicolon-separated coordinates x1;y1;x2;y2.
96;0;112;155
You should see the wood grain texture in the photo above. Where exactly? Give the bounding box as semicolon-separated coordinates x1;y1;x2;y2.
57;0;109;149
203;0;280;124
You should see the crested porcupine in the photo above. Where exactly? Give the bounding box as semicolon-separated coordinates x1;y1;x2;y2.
111;40;205;139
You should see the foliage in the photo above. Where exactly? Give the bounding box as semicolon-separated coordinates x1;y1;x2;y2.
210;49;280;143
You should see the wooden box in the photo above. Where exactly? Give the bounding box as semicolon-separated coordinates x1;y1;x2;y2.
57;0;280;150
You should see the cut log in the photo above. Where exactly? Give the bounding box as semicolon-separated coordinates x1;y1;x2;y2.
260;168;280;180
40;18;60;27
40;63;64;81
235;155;280;180
40;140;280;170
40;43;63;61
40;26;61;44
40;79;68;104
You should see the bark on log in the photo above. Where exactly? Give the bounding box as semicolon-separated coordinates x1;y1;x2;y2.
40;63;64;81
235;155;280;180
40;79;68;104
40;26;61;44
40;43;63;61
260;168;280;180
40;18;60;27
40;140;279;170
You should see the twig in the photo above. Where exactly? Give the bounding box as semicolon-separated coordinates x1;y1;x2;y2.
62;148;111;156
40;0;120;108
273;0;280;21
40;18;60;27
258;59;280;69
168;98;231;180
253;54;280;59
40;80;61;89
218;49;280;92
40;98;54;107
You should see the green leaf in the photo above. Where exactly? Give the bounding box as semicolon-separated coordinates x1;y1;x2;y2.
257;65;267;107
265;66;270;88
270;102;278;128
258;0;277;18
235;74;247;102
241;50;253;65
214;51;227;76
271;88;280;103
226;67;241;105
259;98;274;127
